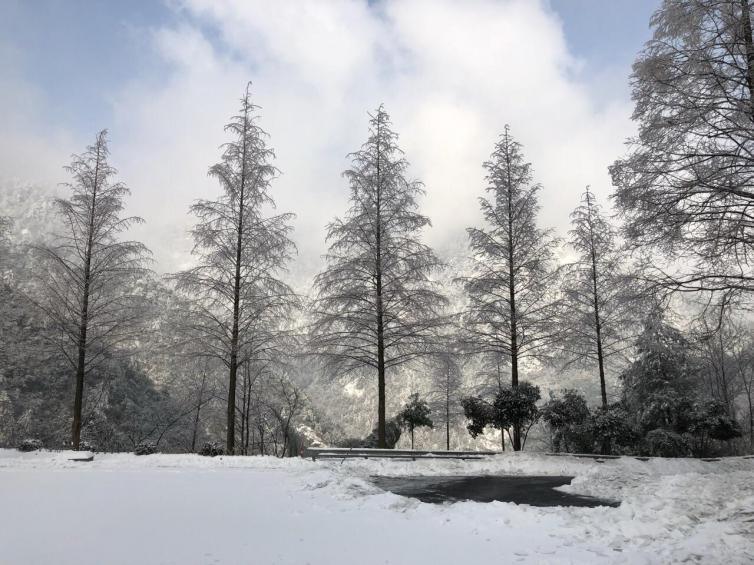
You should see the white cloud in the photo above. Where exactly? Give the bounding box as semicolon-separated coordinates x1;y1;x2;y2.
1;0;637;288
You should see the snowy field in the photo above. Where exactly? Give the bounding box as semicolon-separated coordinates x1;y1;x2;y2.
0;449;752;565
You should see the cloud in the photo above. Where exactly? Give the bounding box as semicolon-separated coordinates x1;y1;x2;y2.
1;0;637;289
0;42;80;187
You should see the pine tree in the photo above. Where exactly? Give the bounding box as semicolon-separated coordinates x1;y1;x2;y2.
33;131;151;449
620;307;700;432
310;106;446;448
460;125;560;450
171;84;297;454
562;187;637;407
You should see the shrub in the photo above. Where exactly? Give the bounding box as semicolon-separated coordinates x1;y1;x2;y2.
18;438;43;452
79;440;97;453
200;441;224;457
134;441;157;456
363;418;402;448
397;393;433;449
462;381;541;449
541;390;591;453
642;429;690;457
685;399;742;456
591;404;640;454
461;396;496;438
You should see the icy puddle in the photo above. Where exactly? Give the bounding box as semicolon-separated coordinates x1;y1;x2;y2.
372;475;620;507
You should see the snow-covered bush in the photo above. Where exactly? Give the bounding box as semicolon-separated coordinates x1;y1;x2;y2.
200;441;224;457
397;393;433;449
79;440;97;452
642;429;690;457
134;441;157;456
591;404;639;454
17;438;42;452
363;418;402;448
462;381;541;450
685;400;742;456
541;390;592;453
339;418;403;448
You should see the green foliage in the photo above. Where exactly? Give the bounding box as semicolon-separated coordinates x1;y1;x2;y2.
461;396;496;438
134;441;157;456
494;382;541;433
200;441;224;457
17;438;42;452
363;418;403;449
541;390;592;453
685;400;742;456
462;381;541;449
397;393;433;449
591;404;639;454
620;311;742;457
642;429;690;458
621;310;700;432
397;393;434;433
541;390;589;429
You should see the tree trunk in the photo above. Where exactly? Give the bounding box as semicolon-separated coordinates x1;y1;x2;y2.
244;367;253;455
410;427;414;450
374;112;387;448
226;102;250;456
504;136;521;451
71;140;102;450
240;366;249;455
445;386;450;451
377;312;386;448
741;0;754;119
585;191;608;409
190;371;207;453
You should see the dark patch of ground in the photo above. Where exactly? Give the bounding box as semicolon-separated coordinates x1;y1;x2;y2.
371;475;619;507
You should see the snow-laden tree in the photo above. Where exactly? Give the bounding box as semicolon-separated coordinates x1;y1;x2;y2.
610;0;754;296
33;131;151;449
0;216;10;261
620;306;700;432
561;187;637;407
171;84;298;454
693;304;754;451
460;126;560;451
428;349;464;450
310;106;447;447
462;381;541;451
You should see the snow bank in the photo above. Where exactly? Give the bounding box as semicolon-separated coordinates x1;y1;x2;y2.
0;449;751;564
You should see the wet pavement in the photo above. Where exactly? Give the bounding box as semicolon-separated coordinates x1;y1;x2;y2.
371;475;619;507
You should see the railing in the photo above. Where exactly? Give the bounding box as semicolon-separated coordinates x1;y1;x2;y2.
305;448;754;462
304;447;501;461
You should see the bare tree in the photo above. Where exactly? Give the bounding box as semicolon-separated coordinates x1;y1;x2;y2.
171;84;297;454
561;187;637;407
264;373;305;457
610;0;754;297
460;125;560;451
33;131;151;449
730;331;754;451
694;303;754;450
310;106;447;447
428;350;463;450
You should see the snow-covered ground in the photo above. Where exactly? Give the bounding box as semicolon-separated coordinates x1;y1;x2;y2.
0;449;752;565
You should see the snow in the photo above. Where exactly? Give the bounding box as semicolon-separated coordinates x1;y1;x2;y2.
0;449;752;565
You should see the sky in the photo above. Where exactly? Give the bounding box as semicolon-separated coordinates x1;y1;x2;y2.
0;0;660;284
